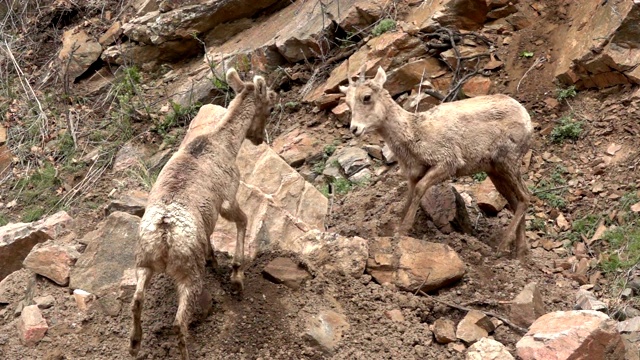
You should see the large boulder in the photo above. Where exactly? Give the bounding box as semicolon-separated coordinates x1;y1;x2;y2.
0;211;72;281
366;236;465;292
554;0;640;88
516;310;626;360
211;141;328;261
69;212;140;295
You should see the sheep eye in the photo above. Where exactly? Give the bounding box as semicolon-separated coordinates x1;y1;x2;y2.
363;95;371;103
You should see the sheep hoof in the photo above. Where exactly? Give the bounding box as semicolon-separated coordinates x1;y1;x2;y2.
129;339;140;357
230;270;245;293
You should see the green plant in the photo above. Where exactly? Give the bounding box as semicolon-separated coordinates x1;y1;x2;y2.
22;207;45;222
319;184;330;197
128;160;160;191
520;51;534;58
372;19;396;37
550;115;583;143
16;163;61;210
533;175;567;209
312;160;326;175
324;144;337;157
472;172;488;182
0;214;8;226
565;214;602;243
557;85;577;101
158;101;202;136
599;225;640;273
332;177;353;195
527;218;546;232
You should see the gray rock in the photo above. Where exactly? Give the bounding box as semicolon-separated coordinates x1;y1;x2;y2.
70;212;140;296
262;257;311;290
305;310;350;353
328;147;371;177
105;190;148;217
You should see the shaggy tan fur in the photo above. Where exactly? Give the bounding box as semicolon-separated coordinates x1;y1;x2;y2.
129;68;276;360
341;66;532;259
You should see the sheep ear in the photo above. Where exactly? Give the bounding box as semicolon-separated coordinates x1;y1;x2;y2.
372;66;387;88
226;68;244;93
253;75;267;97
339;85;349;94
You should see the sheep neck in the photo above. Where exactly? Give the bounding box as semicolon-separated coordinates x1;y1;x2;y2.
213;91;256;155
377;93;421;160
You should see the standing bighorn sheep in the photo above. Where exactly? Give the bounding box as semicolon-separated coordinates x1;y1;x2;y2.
340;66;532;259
129;68;276;360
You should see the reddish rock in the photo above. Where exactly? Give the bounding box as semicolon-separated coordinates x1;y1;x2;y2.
58;26;102;81
516;310;626;360
384;58;448;96
262;257;311;290
23;240;80;286
272;128;320;168
433;318;457;344
405;0;488;31
98;21;123;46
0;211;72;281
509;282;545;327
473;178;507;215
331;102;350;124
367;236;465;293
17;305;48;346
306;310;350;352
420;183;473;235
462;76;493;97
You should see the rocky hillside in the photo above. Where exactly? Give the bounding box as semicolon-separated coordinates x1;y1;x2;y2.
1;0;639;359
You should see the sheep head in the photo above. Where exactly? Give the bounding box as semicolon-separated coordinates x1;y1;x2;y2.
340;65;388;137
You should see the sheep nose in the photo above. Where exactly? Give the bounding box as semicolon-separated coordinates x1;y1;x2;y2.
350;126;358;135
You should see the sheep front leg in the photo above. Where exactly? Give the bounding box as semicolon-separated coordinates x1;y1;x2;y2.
220;199;247;292
397;166;449;236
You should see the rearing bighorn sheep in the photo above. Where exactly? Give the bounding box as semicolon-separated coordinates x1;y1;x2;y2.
129;68;276;360
340;66;532;258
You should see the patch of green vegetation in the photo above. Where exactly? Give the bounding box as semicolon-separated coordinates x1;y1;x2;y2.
0;214;9;226
16;163;61;212
313;160;326;175
557;85;577;101
533;168;568;210
520;51;534;58
128;160;160;191
372;19;396;37
527;218;546;232
599;225;640;274
22;207;45;222
565;214;602;243
332;177;353;195
157;101;202;136
324;143;337;157
550;115;583;143
284;101;299;110
472;172;488;182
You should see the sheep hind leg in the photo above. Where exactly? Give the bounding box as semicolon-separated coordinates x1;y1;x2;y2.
397;166;449;236
174;281;198;360
488;171;529;259
220;199;248;292
130;267;153;356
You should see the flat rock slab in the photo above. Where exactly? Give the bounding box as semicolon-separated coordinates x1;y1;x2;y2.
433;318;457;344
456;310;494;345
366;236;465;293
516;310;626;360
262;257;311;289
466;337;514;360
509;282;545;327
105;190;148;217
0;269;32;305
70;212;140;295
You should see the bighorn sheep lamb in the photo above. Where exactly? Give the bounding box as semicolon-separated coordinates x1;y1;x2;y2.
129;68;276;360
340;66;532;259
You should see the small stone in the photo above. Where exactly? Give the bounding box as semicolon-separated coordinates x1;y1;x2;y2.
617;316;640;333
305;310;350;352
433;318;457;344
22;240;80;286
384;309;405;323
382;144;396;164
575;288;607;312
73;289;95;311
509;282;545;327
621;288;633;300
33;295;55;310
262;257;311;290
631;202;640;213
605;143;622;156
466;337;514;360
105;190;148;217
474;178;507;215
17;305;48;346
456;310;491;344
556;213;570;231
363;145;383;160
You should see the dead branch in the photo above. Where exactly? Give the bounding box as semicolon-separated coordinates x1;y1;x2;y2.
418;290;529;334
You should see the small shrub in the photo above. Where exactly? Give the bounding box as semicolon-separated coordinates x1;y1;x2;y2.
527;218;546;232
0;214;9;226
332;177;353;195
550;116;582;143
472;172;487;182
158;101;202;135
372;19;396;37
599;225;640;273
520;51;534;58
324;144;337;157
22;207;45;222
557;85;577;101
312;160;326;175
